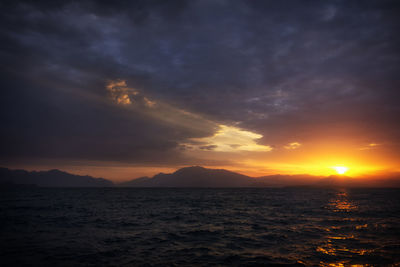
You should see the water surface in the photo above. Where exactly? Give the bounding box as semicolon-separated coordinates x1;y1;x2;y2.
1;188;399;266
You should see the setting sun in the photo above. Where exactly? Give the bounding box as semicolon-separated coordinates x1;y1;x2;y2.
333;166;349;175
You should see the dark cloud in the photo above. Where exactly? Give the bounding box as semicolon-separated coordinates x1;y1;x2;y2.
1;0;399;165
199;145;218;151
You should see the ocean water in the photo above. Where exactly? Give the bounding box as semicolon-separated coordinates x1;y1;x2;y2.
1;188;399;266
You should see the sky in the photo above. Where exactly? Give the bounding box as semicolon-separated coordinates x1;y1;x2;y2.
1;0;399;181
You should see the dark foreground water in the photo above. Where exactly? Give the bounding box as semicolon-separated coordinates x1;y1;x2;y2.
1;188;399;266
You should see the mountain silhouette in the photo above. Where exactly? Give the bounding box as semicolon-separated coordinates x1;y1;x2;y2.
0;167;114;187
119;166;258;187
119;166;400;188
314;174;400;188
2;166;399;188
118;166;318;187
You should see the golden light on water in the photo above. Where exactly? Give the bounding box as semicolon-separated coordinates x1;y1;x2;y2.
327;191;357;212
317;191;375;266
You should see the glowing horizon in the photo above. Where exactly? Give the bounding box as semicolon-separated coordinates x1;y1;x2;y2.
5;158;397;183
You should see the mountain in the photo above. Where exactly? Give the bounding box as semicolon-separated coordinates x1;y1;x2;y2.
315;175;400;188
119;166;259;187
256;174;324;187
119;166;400;188
0;167;114;187
2;166;399;188
314;175;355;187
118;166;317;187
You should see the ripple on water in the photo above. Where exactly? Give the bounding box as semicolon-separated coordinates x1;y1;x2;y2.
1;188;399;266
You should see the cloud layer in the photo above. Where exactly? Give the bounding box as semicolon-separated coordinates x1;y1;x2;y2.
1;0;399;173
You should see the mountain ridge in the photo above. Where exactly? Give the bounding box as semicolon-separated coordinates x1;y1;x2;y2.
119;166;400;188
0;167;114;187
1;166;399;188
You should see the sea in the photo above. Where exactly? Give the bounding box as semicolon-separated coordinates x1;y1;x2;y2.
1;188;399;266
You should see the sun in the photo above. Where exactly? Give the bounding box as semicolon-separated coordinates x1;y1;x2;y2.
333;166;348;175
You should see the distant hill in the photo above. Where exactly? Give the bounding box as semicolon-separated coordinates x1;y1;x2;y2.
314;175;355;187
119;166;259;187
315;175;400;188
0;167;114;187
119;166;400;188
2;166;399;188
119;166;317;187
256;174;323;187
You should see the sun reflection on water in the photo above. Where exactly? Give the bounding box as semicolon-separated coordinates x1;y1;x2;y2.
327;191;358;212
316;190;375;266
322;262;374;267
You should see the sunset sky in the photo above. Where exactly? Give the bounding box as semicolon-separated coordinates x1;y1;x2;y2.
1;0;399;181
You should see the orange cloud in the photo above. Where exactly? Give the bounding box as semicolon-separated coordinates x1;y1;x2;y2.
359;143;380;150
284;142;301;150
106;79;138;105
185;125;273;152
